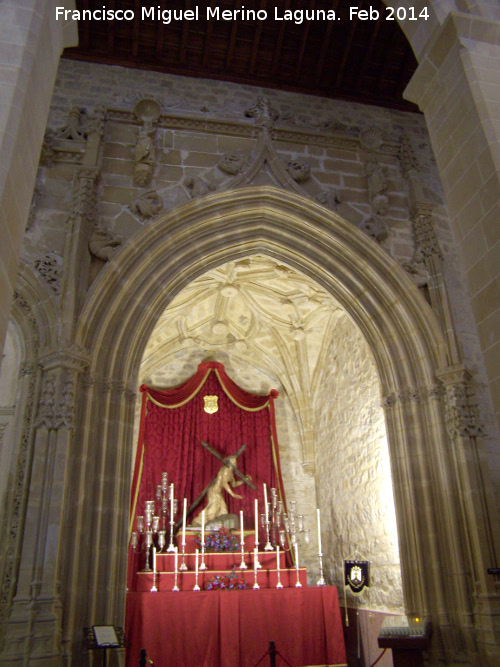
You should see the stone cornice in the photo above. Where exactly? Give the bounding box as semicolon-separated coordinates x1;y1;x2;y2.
106;107;401;156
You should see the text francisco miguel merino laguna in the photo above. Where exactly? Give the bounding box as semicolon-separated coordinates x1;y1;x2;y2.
56;5;404;25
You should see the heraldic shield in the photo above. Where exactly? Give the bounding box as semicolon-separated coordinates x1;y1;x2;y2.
344;559;370;596
203;395;219;414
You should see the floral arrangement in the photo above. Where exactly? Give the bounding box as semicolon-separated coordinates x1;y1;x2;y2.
205;569;247;591
195;527;240;552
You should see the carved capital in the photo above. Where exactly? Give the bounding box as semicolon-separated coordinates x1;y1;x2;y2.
437;366;484;439
35;374;57;429
411;205;443;260
39;344;89;373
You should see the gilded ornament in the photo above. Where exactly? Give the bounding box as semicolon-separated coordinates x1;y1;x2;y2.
203;395;219;414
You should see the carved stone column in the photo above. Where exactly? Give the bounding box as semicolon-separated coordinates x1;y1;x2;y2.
401;144;460;367
0;347;88;666
437;365;500;666
60;166;100;339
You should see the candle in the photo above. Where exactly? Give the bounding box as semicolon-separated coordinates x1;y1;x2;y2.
276;545;280;573
182;498;187;546
317;508;322;554
254;547;258;574
195;548;199;577
174;546;178;573
152;546;156;574
240;510;244;548
170;483;174;518
201;509;205;551
263;483;269;522
254;498;258;544
295;542;299;569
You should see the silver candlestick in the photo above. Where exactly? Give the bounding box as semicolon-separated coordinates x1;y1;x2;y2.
317;552;326;586
179;541;188;571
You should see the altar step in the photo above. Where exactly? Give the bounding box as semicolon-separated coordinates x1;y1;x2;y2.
136;566;308;592
154;547;290;572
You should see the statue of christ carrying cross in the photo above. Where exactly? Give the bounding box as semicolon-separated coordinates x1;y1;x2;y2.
192;452;252;525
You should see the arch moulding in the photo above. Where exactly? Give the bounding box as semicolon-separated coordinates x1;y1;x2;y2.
68;186;494;665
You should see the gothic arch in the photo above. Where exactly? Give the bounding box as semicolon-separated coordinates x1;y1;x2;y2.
67;186;479;658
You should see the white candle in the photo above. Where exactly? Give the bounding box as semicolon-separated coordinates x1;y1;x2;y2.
174;546;178;573
182;497;187;546
254;547;258;574
152;546;156;573
240;509;244;548
201;509;205;551
276;545;280;573
317;508;322;554
170;483;174;518
263;483;269;522
295;542;299;569
195;548;199;576
254;498;258;544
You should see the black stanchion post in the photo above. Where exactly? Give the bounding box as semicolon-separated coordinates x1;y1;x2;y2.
139;648;147;666
269;640;277;667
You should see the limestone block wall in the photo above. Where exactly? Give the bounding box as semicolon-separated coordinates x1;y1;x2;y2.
315;314;404;612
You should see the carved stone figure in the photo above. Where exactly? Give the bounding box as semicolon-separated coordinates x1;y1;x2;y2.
89;225;122;261
359;216;388;243
316;189;342;212
286;160;311;183
365;159;389;215
185;176;217;198
245;96;279;131
218;153;250;176
130;190;163;219
403;249;429;288
133;123;156;186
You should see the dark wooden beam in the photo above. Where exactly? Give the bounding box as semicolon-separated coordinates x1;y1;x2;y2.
155;0;166;59
295;0;316;77
203;0;216;69
225;16;239;70
107;0;115;54
81;0;90;50
249;0;267;75
354;10;383;87
314;0;340;86
334;10;358;89
180;0;192;64
271;0;290;75
132;0;141;57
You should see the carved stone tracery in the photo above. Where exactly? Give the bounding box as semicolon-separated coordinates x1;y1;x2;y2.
34;251;63;294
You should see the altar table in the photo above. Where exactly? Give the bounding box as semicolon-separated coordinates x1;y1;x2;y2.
126;586;347;667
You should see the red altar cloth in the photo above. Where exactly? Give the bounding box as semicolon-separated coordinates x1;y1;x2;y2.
125;587;347;667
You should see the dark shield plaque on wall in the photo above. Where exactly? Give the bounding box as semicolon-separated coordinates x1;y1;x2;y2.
344;559;370;596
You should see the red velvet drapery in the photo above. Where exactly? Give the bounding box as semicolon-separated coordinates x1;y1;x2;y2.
129;361;284;541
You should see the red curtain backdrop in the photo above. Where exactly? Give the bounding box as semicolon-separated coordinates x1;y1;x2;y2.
129;362;285;571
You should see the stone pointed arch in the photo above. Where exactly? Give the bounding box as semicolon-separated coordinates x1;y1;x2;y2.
66;186;485;663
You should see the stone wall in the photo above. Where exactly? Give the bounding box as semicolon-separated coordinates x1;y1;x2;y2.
315;314;404;612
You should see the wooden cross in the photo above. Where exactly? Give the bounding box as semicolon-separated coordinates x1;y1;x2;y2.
174;441;256;533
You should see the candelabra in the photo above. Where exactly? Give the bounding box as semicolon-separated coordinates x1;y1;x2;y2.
129;471;179;571
130;500;160;571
